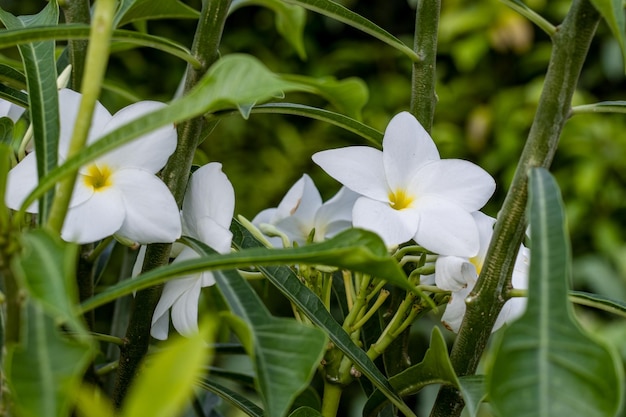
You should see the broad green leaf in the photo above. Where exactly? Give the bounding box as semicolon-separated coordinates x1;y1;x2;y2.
569;290;626;318
283;0;418;61
281;75;368;119
79;228;411;312
457;375;487;417
246;103;383;146
230;220;417;417
0;63;27;90
588;0;626;73
115;0;199;27
0;25;200;69
197;377;265;417
230;0;307;59
19;54;304;213
214;267;327;417
12;229;89;338
363;327;463;417
487;168;624;417
5;302;94;417
121;321;215;417
0;1;60;222
75;385;117;417
289;406;323;417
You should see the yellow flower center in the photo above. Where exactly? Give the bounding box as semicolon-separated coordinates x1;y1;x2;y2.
470;256;483;275
84;164;113;191
389;189;414;210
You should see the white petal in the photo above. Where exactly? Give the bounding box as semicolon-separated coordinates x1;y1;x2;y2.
61;189;125;244
441;285;472;333
287;174;322;225
313;187;359;240
473;211;496;263
493;297;527;331
183;162;235;232
114;170;182;244
413;196;480;257
98;101;176;172
352;197;419;247
313;147;389;202
434;256;476;291
252;208;276;226
171;278;202;336
58;88;111;155
382;112;440;190
195;217;233;254
5;153;39;212
131;245;147;277
150;311;170;340
410;159;496;211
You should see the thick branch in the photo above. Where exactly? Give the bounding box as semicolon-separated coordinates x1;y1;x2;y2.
430;1;600;416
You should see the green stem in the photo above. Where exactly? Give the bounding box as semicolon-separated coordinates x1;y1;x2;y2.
409;0;440;132
111;0;232;406
60;0;91;90
46;0;116;234
429;2;600;416
321;380;343;417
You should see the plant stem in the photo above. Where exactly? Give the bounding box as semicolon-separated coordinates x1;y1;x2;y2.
111;0;232;406
429;2;600;416
410;0;440;132
321;380;343;417
60;0;91;90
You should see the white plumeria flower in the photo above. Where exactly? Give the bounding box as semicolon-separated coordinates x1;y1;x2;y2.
143;162;234;340
252;174;359;246
0;98;25;122
312;111;496;256
434;211;529;333
5;88;181;244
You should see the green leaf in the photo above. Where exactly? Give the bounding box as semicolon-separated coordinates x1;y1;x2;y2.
457;375;486;417
19;54;303;213
289;406;323;417
230;0;307;59
571;100;626;115
0;83;29;108
588;0;626;73
569;290;626;318
120;322;215;417
230;220;417;417
79;228;411;312
214;267;327;417
283;0;418;61
0;0;60;222
246;103;383;146
0;117;14;144
281;75;369;119
4;302;94;417
196;377;265;417
0;25;201;69
12;229;89;338
487;168;624;417
115;0;199;27
0;63;27;90
363;327;484;417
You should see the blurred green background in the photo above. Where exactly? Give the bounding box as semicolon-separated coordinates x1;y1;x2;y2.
3;0;626;352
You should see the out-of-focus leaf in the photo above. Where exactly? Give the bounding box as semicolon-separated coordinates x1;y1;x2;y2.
569;290;626;318
0;0;59;222
5;302;94;417
12;229;90;338
281;75;368;119
75;385;116;417
197;377;264;417
120;322;215;417
79;228;411;312
283;0;418;61
0;84;29;108
0;118;14;144
230;220;417;417
115;0;199;27
588;0;626;73
487;168;624;417
0;63;27;90
230;0;307;59
289;406;323;417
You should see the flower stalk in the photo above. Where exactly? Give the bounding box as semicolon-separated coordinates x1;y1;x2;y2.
429;1;601;416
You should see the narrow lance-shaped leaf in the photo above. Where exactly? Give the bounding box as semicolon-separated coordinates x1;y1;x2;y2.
588;0;626;73
115;0;199;27
487;167;624;417
0;1;60;222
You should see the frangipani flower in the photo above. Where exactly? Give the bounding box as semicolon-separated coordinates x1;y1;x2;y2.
434;211;529;333
147;162;235;340
312;111;496;256
5;88;181;244
252;174;359;246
